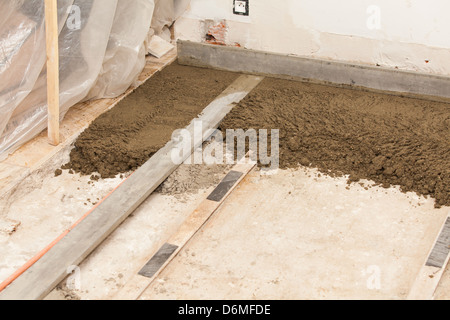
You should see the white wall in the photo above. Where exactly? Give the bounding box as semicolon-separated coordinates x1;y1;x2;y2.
175;0;450;76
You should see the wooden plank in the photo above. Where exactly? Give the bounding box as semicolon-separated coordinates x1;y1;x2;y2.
178;40;450;102
407;214;450;300
407;266;446;300
45;0;60;146
0;75;263;300
114;160;256;300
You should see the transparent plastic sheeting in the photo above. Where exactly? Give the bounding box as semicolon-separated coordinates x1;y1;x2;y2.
0;0;188;160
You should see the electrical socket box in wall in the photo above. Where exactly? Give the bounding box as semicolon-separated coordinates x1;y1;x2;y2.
233;0;249;16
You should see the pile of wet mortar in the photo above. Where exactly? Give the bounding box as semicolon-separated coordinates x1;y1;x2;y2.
64;64;449;208
219;78;449;208
63;62;239;178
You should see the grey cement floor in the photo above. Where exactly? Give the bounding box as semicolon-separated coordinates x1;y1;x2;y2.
42;165;449;300
138;168;448;300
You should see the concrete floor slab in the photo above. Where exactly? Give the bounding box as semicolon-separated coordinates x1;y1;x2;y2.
138;168;449;300
0;154;126;286
44;177;226;300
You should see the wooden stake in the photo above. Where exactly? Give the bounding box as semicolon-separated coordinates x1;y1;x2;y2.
45;0;60;146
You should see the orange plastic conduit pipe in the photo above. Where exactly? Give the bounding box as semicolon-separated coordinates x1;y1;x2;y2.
0;174;132;293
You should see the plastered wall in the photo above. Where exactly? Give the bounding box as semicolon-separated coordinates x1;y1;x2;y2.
174;0;450;76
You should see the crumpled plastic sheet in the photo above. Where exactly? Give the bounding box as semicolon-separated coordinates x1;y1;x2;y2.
152;0;190;41
0;0;188;160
